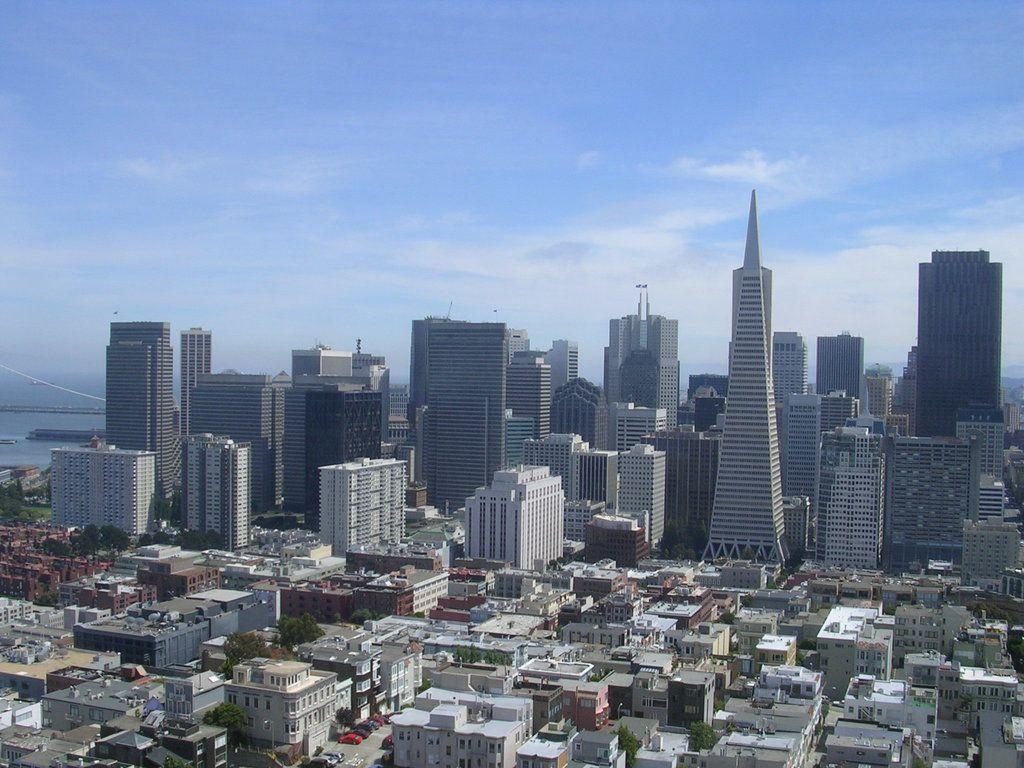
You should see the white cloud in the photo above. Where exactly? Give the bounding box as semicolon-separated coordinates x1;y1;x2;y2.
663;150;804;188
117;156;206;182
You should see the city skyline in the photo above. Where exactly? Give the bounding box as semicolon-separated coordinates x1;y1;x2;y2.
1;4;1022;384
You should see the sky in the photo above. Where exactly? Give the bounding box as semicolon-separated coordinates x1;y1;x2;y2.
1;2;1022;393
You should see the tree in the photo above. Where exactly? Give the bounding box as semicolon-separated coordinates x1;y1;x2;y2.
798;639;817;651
616;725;639;768
99;525;131;553
277;614;324;651
203;702;248;746
163;755;191;768
689;722;717;751
350;608;381;625
335;707;355;725
719;611;735;625
223;632;269;673
34;590;58;607
41;538;73;557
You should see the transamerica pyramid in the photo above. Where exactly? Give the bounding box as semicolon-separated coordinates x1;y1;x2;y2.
704;191;789;563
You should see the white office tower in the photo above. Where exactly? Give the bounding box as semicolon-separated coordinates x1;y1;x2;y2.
523;433;586;500
51;442;155;535
772;331;808;405
183;434;251;549
617;443;666;546
955;406;1004;477
610;403;667;452
705;192;788;563
816;426;885;570
465;466;564;569
507;329;530;363
319;458;407;556
977;474;1006;523
291;344;353;378
545;340;580;390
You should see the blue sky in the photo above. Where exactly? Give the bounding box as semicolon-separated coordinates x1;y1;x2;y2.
1;2;1022;388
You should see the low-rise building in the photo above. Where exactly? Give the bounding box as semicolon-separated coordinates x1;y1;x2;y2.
842;674;937;746
754;634;797;671
962;520;1020;591
41;680;159;731
816;606;893;699
164;671;226;720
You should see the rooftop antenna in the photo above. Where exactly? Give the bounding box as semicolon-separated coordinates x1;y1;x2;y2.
356;338;362;354
446;300;453;320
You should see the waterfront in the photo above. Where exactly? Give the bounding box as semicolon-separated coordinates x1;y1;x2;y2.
0;411;105;469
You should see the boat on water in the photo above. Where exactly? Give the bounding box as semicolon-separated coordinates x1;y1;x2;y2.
0;439;16;445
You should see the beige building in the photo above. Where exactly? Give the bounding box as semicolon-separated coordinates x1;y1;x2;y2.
226;659;339;756
892;604;972;666
963;520;1020;590
816;606;893;698
754;634;797;671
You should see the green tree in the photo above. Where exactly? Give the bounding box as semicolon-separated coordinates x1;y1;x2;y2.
689;722;717;751
223;632;269;674
798;639;817;651
350;608;381;625
719;611;735;625
99;525;131;553
616;725;639;768
34;589;58;607
163;755;192;768
203;702;248;747
277;614;324;651
41;538;73;557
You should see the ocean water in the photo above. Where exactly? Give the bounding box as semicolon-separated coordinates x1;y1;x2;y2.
0;373;105;469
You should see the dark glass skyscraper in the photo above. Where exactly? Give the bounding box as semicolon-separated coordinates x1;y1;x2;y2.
916;250;1002;437
551;378;607;449
408;317;453;428
105;321;177;493
816;333;864;400
422;321;507;510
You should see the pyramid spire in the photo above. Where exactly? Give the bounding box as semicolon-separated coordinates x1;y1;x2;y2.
743;189;760;270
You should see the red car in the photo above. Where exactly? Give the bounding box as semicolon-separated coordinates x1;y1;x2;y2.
383;735;393;748
339;733;363;745
371;714;387;725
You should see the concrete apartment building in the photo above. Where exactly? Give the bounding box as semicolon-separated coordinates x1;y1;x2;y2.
319;457;407;556
51;441;156;535
816;606;893;698
962;520;1021;590
617;443;666;546
182;434;251;550
226;658;339;756
891;604;971;666
842;674;937;745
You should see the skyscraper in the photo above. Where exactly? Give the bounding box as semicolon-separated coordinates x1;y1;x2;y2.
182;434;251;550
816;426;885;570
641;426;720;543
816;333;864;400
106;321;177;493
292;345;352;377
820;390;860;432
916;251;1002;437
551;378;607;449
617;443;666;546
507;328;530;363
604;288;679;427
893;346;918;435
705;192;787;563
884;435;980;573
507;351;552;440
180;327;211;437
544;340;579;390
772;331;807;406
863;364;893;418
422;321;507;510
955;406;1004;477
408;317;453;428
190;373;285;512
782;394;820;500
609;403;667;453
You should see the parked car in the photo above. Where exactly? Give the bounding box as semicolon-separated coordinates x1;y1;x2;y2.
382;735;393;748
339;733;363;745
352;727;372;738
361;720;380;731
371;714;387;725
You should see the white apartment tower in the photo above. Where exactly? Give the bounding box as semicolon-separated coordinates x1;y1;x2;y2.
465;466;564;569
51;441;156;535
816;426;886;570
772;331;808;406
705;191;788;563
180;327;212;437
183;434;251;549
609;403;667;452
523;433;586;500
617;443;666;546
545;339;580;390
319;458;408;556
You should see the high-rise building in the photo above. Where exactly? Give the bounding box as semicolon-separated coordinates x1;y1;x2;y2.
352;348;391;442
389;384;410;419
609;403;666;453
782;394;820;500
182;434;251;550
422;321;507;510
408;317;453;429
1004;403;1021;433
551;378;607;449
504;412;534;468
106;322;177;493
962;520;1020;590
816;333;865;400
319;457;407;556
772;331;808;406
507;351;551;439
692;392;726;432
893;346;918;435
564;500;608;542
523;433;586;501
545;340;579;390
978;474;1006;523
465;466;564;569
576;449;619;506
291;345;352;378
51;441;155;535
283;382;382;528
816;426;885;570
821;391;860;432
604;288;679;426
191;373;285;512
585;515;650;568
617;443;666;546
916;251;1002;437
180;328;211;437
507;329;530;363
641;426;720;538
687;374;729;402
884;435;980;573
705;192;787;563
781;496;810;556
955;406;1004;477
863;365;893;418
